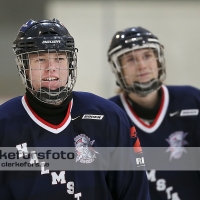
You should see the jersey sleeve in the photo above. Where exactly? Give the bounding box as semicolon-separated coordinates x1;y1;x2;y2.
106;106;150;200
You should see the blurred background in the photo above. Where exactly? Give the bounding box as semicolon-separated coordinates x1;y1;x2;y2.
1;0;200;104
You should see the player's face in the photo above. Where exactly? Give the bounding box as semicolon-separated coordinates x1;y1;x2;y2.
28;52;69;91
119;48;159;85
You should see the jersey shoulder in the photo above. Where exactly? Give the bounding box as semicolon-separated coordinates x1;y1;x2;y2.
72;91;132;126
73;91;123;113
167;85;200;95
0;96;24;119
108;94;123;107
167;85;200;102
108;94;121;102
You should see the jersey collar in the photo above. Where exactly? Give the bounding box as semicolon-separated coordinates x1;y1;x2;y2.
120;85;169;133
21;96;73;134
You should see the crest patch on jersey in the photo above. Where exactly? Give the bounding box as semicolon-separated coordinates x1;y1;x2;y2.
74;134;99;164
166;131;188;160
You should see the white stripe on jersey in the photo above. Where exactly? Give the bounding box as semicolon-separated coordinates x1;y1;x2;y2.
21;96;72;134
120;85;169;133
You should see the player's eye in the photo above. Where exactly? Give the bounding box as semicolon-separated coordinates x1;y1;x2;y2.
126;56;136;64
58;56;67;61
143;52;154;60
38;58;46;62
30;57;46;62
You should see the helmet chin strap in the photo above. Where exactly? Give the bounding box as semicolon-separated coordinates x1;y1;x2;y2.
31;87;68;105
128;79;162;97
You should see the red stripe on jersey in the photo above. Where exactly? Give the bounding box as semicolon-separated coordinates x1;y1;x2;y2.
24;95;71;129
124;87;165;128
133;138;142;153
130;126;137;138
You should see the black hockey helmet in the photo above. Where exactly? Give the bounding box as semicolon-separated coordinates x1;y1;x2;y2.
13;18;77;105
107;26;166;96
13;18;75;54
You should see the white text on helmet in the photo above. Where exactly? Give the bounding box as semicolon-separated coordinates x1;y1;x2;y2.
42;40;61;44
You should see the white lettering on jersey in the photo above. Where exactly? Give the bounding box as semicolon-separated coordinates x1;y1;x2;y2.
51;171;66;185
16;143;82;197
146;170;156;182
180;109;199;116
136;157;145;167
169;109;199;117
29;151;39;164
166;186;173;199
75;192;82;199
40;162;49;175
172;192;181;200
157;179;166;191
82;114;104;120
16;143;29;157
148;170;181;199
66;181;82;199
67;181;74;194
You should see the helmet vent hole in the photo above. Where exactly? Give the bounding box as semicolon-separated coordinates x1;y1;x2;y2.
41;31;58;35
125;33;137;38
19;42;35;47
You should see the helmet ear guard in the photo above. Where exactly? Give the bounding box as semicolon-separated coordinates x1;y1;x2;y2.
13;19;78;105
108;27;166;96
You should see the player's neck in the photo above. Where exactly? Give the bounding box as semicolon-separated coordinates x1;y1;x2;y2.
25;89;72;125
125;89;162;121
127;90;159;109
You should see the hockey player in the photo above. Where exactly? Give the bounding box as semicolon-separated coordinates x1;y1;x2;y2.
107;26;200;199
0;19;150;199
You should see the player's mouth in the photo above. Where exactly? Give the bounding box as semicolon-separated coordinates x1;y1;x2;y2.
136;72;152;82
41;77;61;90
136;72;150;77
42;77;59;81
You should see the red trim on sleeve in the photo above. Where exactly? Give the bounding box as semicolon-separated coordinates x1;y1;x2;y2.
133;138;143;153
130;126;137;138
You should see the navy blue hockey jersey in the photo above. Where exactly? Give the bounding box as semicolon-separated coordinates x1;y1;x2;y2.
109;85;200;200
0;91;150;200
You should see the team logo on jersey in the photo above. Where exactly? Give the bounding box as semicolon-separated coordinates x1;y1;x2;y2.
74;134;99;164
166;131;188;160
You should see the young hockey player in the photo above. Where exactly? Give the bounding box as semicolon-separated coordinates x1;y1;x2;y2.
0;19;150;200
108;26;200;200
